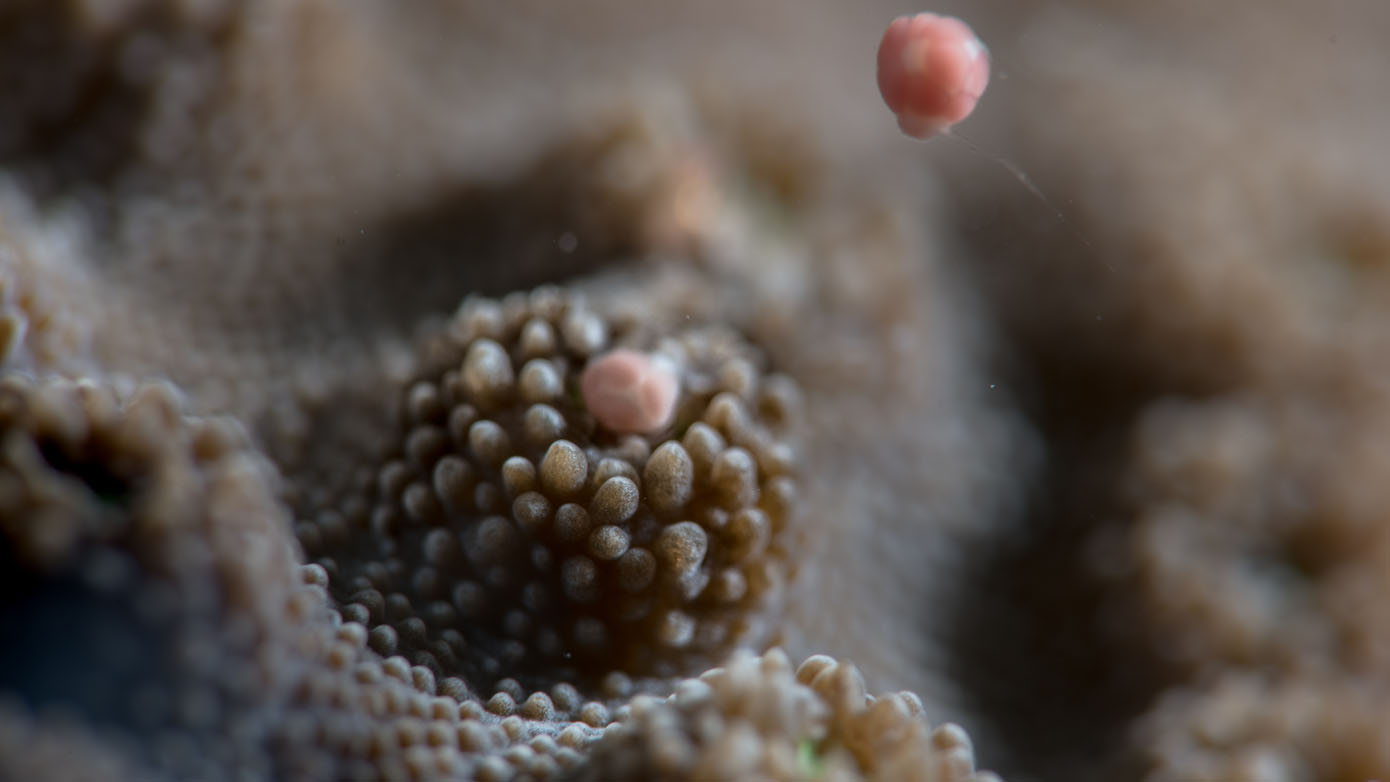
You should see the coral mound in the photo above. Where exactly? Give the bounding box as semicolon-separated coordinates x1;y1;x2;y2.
299;288;803;698
574;649;999;782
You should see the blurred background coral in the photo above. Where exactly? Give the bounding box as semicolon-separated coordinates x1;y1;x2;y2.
1;1;1387;780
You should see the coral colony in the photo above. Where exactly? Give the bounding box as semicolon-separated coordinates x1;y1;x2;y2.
0;5;1002;780
5;1;1390;781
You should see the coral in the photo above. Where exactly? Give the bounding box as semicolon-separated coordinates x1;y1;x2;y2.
267;560;611;782
297;289;802;695
0;699;158;782
0;371;978;782
2;0;1390;781
0;373;610;781
0;374;296;780
0;0;233;200
1100;391;1390;677
1132;673;1390;782
572;649;999;782
0;200;97;373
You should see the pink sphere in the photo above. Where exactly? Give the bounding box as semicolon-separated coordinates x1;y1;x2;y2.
876;12;990;139
580;349;680;434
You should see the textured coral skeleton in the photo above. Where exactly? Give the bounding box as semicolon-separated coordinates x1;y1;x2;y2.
2;0;1390;780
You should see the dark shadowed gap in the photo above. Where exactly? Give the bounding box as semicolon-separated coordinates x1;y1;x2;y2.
937;346;1183;782
929;177;1244;780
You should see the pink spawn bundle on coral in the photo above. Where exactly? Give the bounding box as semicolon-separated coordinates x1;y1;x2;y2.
877;12;991;139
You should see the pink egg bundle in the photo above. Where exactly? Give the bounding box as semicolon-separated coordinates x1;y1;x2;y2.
876;12;991;140
582;13;992;432
580;349;679;434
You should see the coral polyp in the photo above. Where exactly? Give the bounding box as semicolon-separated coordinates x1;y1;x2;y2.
580;349;680;435
297;290;802;697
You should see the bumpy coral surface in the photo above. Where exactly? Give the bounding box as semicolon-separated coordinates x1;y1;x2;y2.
573;649;1000;782
2;0;1389;780
301;289;801;693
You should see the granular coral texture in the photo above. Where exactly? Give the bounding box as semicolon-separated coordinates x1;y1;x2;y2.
296;288;803;699
569;649;1000;782
0;700;160;782
1106;392;1390;676
1132;673;1390;782
0;187;104;374
1070;386;1390;780
0;374;616;782
6;0;1390;780
923;1;1390;779
0;0;234;201
954;0;1390;395
266;562;611;782
0;374;299;780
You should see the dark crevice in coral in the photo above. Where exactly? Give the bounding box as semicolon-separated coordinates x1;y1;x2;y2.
940;347;1185;782
36;438;133;508
0;547;166;729
0;3;144;199
296;297;800;705
936;168;1263;777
